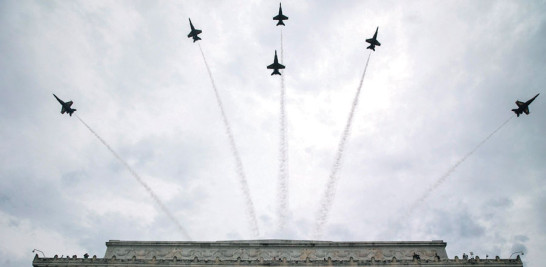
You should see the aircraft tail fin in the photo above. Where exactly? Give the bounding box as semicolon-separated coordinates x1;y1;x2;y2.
271;69;281;76
276;20;285;26
366;45;375;51
512;109;521;117
193;36;201;42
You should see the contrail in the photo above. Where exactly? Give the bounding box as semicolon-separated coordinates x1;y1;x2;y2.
277;28;289;233
197;43;260;237
75;114;192;240
313;52;373;239
402;115;513;220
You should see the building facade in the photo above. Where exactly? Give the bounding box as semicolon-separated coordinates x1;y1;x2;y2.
32;240;523;266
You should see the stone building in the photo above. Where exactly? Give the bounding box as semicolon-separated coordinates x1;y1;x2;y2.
32;239;523;266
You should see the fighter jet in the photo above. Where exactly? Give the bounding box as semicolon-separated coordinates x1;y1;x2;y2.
366;27;381;51
512;93;539;117
267;50;285;75
273;3;288;26
53;94;76;116
187;18;202;42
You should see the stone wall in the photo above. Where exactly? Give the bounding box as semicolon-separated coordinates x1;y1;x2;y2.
33;240;524;267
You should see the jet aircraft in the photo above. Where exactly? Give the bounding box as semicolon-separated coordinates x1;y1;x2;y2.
53;94;76;116
273;3;288;26
366;27;381;51
512;93;539;117
267;50;285;75
187;18;202;42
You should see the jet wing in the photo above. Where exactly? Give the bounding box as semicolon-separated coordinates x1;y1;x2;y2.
516;100;525;107
267;63;285;70
273;14;288;20
61;107;66;114
524;107;530;115
187;29;201;38
66;101;73;107
366;39;381;46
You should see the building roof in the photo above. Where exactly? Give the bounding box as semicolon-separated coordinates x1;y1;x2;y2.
32;240;523;267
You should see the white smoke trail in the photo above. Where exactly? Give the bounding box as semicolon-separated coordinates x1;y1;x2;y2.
402;116;513;219
313;52;373;239
75;114;192;240
277;28;289;233
197;43;260;238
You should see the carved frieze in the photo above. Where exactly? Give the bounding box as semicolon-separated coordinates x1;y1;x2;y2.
105;240;448;261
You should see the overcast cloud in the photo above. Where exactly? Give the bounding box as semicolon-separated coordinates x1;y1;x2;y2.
1;1;545;266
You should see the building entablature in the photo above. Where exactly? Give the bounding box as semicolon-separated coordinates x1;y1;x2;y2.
32;254;524;267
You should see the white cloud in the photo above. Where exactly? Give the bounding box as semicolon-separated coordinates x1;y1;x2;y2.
0;210;85;261
1;0;545;266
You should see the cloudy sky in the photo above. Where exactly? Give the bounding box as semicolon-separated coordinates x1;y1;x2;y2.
1;0;545;266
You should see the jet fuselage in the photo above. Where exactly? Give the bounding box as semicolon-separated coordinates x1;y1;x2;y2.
366;27;381;51
512;93;539;117
53;94;76;116
188;18;202;42
273;3;288;26
267;50;285;75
